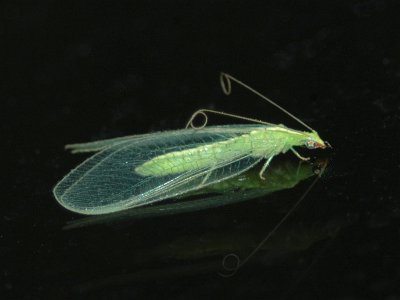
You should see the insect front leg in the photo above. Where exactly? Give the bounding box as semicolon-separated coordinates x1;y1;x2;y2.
290;148;310;161
259;156;274;180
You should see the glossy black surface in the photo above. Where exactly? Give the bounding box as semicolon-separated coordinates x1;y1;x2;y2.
3;1;399;299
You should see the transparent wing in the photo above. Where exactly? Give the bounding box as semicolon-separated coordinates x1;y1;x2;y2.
53;125;265;215
64;124;266;153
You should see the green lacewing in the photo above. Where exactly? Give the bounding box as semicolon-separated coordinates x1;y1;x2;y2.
53;73;330;215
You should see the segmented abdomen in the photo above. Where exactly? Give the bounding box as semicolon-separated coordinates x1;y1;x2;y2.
135;134;253;176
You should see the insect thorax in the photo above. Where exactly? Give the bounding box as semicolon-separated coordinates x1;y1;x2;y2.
248;127;305;157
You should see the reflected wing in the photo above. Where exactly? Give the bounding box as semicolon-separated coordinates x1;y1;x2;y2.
53;125;265;215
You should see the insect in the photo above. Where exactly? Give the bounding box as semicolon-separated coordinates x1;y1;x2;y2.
53;73;330;215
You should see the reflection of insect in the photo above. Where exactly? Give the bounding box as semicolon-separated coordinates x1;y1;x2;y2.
53;73;330;215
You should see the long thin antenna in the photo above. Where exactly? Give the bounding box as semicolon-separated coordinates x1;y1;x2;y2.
219;160;327;277
185;108;275;129
220;72;315;132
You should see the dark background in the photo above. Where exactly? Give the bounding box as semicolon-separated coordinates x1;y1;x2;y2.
3;0;400;299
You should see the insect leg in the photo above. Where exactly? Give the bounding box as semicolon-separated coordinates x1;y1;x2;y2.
259;156;274;180
290;148;310;161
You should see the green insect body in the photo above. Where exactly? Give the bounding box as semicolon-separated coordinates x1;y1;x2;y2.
53;73;329;215
135;126;324;177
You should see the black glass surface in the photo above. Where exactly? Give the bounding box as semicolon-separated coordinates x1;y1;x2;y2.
3;1;399;299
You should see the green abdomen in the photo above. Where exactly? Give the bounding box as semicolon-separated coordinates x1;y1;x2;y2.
135;134;254;177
